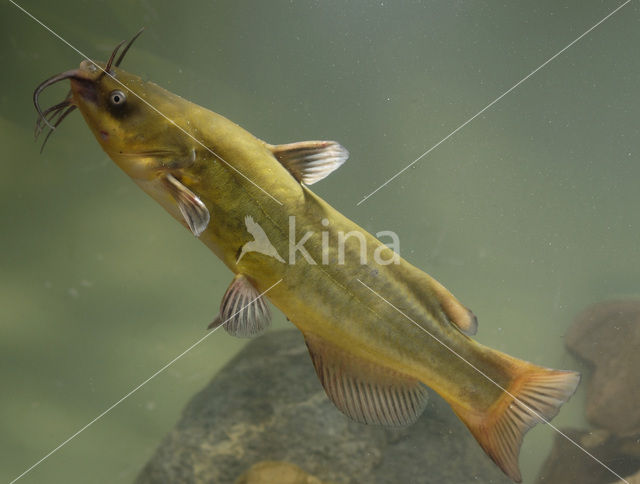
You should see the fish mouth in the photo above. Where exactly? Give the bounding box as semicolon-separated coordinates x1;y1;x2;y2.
33;28;144;153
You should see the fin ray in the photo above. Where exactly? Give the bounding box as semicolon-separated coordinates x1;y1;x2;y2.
210;274;271;338
450;366;580;482
163;174;210;237
304;333;428;426
269;140;348;185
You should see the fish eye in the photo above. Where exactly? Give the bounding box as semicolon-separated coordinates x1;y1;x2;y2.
109;90;126;106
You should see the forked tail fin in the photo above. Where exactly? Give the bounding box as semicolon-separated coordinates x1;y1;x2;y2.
450;366;580;482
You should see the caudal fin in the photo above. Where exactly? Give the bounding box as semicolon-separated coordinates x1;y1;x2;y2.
451;366;580;482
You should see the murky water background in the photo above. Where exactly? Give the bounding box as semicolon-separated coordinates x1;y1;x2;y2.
2;1;639;482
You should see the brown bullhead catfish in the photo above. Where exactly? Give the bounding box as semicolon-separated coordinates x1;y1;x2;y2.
33;32;579;482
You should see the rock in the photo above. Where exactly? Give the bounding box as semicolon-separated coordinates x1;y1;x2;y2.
135;329;511;484
535;428;640;484
234;461;330;484
614;469;640;484
537;300;640;484
565;300;640;436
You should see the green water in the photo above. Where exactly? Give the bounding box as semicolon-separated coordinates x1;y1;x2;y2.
2;1;639;483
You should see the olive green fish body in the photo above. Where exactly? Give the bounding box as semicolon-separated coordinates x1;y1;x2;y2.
34;40;580;483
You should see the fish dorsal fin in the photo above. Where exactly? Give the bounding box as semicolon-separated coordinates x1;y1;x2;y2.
269;140;349;185
163;174;210;237
208;274;271;338
304;333;428;426
429;277;478;336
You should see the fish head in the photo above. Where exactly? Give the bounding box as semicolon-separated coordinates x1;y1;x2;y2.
34;29;187;180
72;58;193;179
70;61;145;155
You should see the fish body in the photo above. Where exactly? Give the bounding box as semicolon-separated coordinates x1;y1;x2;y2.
34;38;579;483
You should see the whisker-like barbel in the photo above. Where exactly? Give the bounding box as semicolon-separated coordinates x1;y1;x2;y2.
34;95;71;138
33;29;144;152
103;39;126;74
33;69;80;130
115;28;144;68
39;105;77;153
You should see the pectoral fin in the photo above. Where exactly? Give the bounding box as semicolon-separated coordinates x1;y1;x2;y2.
207;274;271;338
163;174;210;237
269;140;348;185
429;277;478;336
304;332;428;426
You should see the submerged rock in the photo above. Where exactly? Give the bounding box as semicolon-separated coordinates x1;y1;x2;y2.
234;461;330;484
135;329;510;484
615;469;640;484
535;428;640;484
537;300;640;483
565;300;640;436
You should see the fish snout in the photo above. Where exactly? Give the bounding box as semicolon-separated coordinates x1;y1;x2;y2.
69;61;104;103
33;29;144;152
69;76;97;104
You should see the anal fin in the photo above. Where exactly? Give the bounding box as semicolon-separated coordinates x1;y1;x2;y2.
304;333;428;426
163;174;210;237
208;274;271;338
